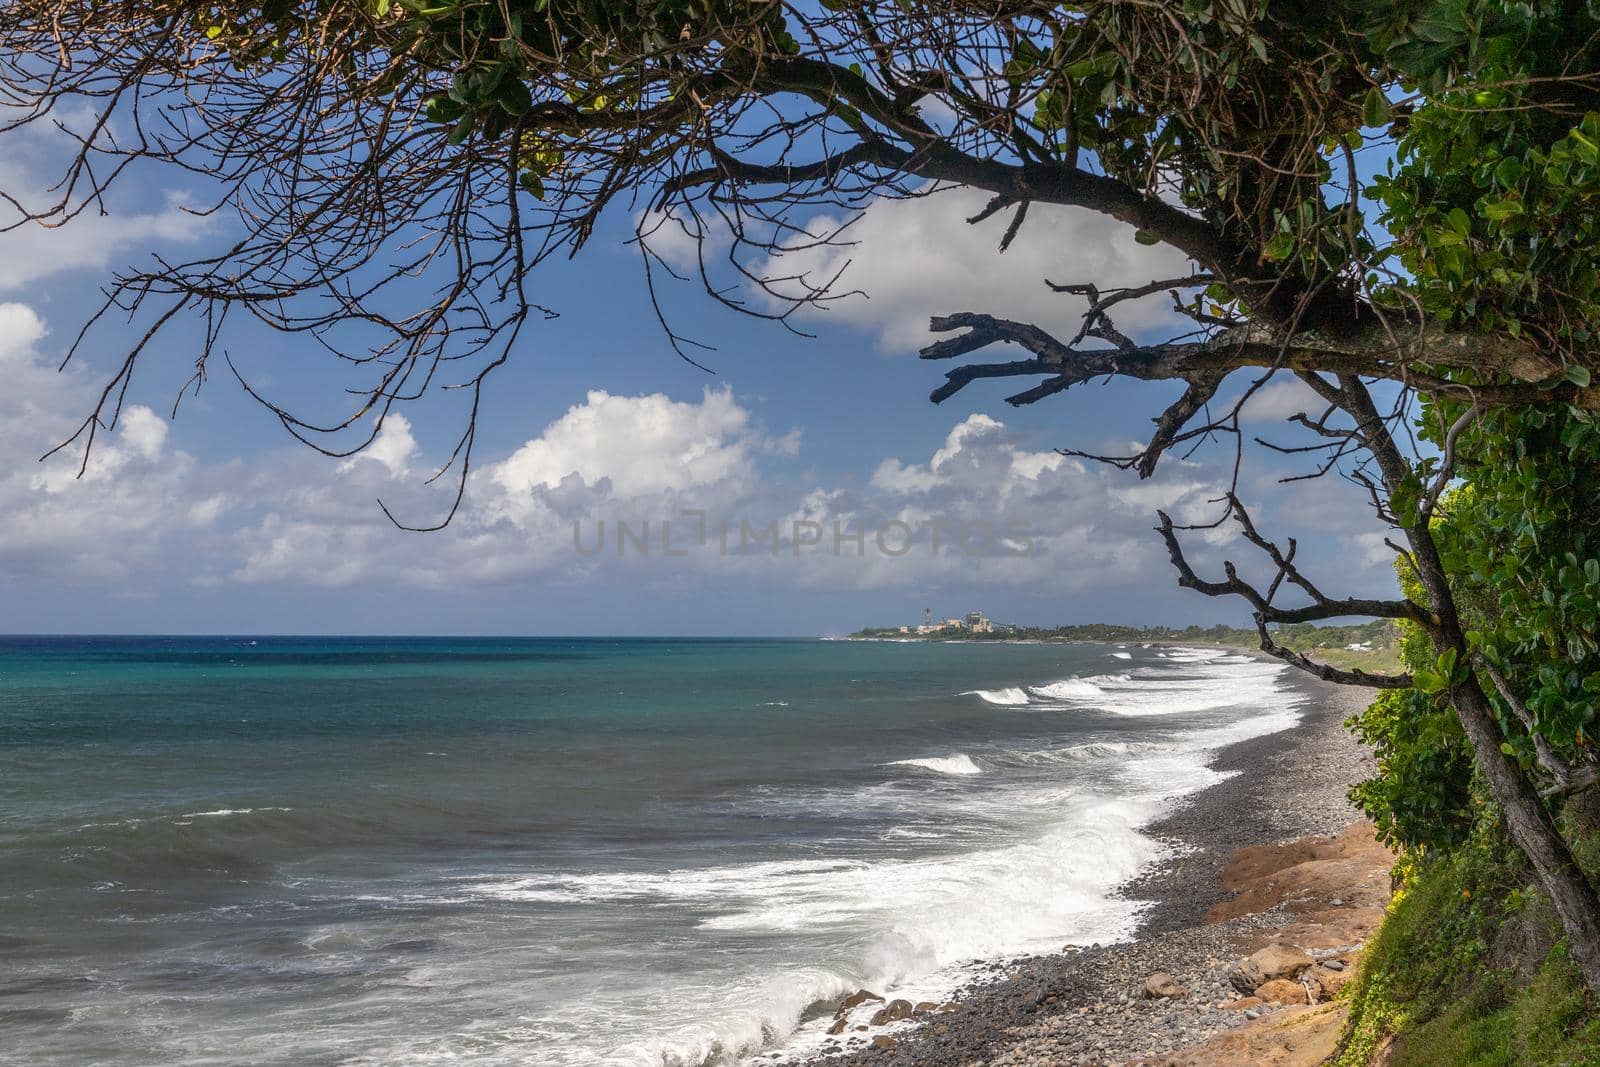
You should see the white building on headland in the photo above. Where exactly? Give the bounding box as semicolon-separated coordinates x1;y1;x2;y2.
914;609;994;634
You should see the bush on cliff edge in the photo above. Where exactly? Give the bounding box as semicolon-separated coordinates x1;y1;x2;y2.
1339;800;1600;1065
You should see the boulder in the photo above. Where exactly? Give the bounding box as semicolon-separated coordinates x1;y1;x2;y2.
871;1036;897;1051
1308;964;1352;998
913;1001;938;1014
840;989;884;1011
1224;996;1263;1012
1142;972;1190;999
827;1017;848;1035
1255;978;1310;1005
868;999;914;1026
1228;943;1315;993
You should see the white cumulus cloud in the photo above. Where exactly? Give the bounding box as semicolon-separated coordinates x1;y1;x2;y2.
755;186;1194;352
0;115;203;292
340;414;418;478
489;386;769;499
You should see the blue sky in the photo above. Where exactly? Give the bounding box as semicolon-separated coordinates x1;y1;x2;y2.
0;120;1402;636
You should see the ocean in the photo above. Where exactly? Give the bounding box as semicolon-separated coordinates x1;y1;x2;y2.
0;636;1302;1065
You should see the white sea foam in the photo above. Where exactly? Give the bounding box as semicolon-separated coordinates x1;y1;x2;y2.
352;645;1304;1067
880;826;951;841
964;686;1029;705
887;754;983;776
1026;659;1290;717
1028;673;1131;702
445;793;1167;1066
1157;647;1230;663
993;740;1166;765
180;807;293;818
1028;679;1100;701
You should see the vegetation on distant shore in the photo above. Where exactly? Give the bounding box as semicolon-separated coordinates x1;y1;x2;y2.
848;620;1404;675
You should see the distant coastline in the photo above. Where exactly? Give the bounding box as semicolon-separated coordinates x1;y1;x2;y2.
844;619;1403;675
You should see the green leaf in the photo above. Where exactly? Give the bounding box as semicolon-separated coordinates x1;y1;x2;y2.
1436;648;1460;683
1567;364;1593;388
1572;129;1600;166
1063;52;1118;80
1133;229;1161;246
1414;669;1448;694
1362;86;1389;129
424;95;463;123
1262;232;1296;261
497;77;532;116
1390;474;1421;518
1482;199;1524;221
1494;156;1525;187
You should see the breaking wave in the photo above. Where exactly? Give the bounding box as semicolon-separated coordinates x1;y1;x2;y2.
964;687;1030;706
886;754;983;776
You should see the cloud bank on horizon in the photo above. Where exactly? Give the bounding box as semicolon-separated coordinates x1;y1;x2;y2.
1;298;1246;596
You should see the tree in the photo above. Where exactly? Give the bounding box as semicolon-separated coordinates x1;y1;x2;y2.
6;0;1600;982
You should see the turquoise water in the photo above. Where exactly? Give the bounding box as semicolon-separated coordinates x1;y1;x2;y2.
0;636;1301;1065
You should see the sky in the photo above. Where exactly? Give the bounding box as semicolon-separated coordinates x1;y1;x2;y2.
0;119;1404;636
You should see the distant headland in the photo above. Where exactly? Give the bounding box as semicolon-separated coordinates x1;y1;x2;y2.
846;616;1402;675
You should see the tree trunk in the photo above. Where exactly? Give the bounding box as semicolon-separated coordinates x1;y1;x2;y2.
1450;675;1600;987
1410;534;1600;986
1334;374;1600;988
1410;519;1600;988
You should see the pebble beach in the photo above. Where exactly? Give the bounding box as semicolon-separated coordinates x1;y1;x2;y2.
788;669;1390;1066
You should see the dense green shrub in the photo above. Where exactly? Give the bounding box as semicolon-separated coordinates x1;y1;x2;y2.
1339;811;1600;1066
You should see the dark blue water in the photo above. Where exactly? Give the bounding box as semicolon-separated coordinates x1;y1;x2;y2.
0;636;1300;1065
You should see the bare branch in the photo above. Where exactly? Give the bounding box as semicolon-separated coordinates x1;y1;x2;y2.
1155;505;1429;628
1253;617;1415;689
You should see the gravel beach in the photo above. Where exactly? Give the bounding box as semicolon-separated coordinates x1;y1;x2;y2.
783;665;1382;1067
